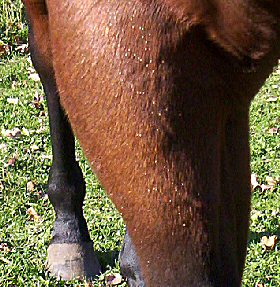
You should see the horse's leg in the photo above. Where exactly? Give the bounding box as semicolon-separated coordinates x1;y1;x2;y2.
120;230;145;287
24;1;101;280
220;103;251;282
43;75;101;280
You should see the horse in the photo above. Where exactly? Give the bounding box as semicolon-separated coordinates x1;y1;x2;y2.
22;1;280;286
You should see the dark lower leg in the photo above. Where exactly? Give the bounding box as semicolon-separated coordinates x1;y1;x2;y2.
44;80;101;278
45;81;90;244
27;13;92;245
120;230;145;287
43;79;101;279
216;105;251;286
222;107;251;278
27;25;100;278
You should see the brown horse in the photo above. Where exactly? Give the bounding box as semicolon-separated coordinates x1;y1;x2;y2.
23;1;280;286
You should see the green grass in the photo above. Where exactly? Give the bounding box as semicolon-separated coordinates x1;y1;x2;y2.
243;68;280;287
0;0;27;57
0;56;126;286
0;1;280;286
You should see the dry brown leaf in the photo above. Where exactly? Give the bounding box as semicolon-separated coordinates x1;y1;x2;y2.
0;243;10;253
266;176;278;187
15;43;28;53
261;235;277;251
106;273;122;286
0;43;9;55
7;157;17;167
2;128;21;138
26;181;35;192
268;127;278;135
17;22;24;30
27;207;41;222
32;91;45;110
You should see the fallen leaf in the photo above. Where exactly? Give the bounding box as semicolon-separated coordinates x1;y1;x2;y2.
261;235;277;251
7;98;19;104
27;207;41;222
29;73;40;82
251;174;260;191
266;176;278;187
251;210;262;221
15;43;28;53
260;184;274;192
0;243;10;253
17;22;24;30
30;144;39;152
2;128;21;138
32;91;45;110
39;110;46;117
0;43;9;55
267;96;277;102
268;127;278;135
106;273;122;286
42;154;52;160
7;157;17;167
21;127;30;136
0;257;11;264
26;181;35;192
11;81;17;89
271;210;279;216
0;143;7;151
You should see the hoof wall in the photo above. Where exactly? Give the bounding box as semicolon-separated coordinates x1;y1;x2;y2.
47;241;101;280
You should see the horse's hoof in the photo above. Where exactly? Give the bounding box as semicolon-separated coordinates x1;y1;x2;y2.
47;241;101;280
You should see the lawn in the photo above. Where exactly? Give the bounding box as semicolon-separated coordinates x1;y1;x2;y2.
0;1;279;286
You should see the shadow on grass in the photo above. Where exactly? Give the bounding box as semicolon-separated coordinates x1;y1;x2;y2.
96;250;120;272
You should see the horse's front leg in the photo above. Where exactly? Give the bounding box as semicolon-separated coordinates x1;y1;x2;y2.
24;1;101;279
44;75;101;280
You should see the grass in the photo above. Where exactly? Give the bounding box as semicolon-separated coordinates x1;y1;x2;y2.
244;68;280;287
0;1;279;286
0;0;27;56
0;56;125;286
